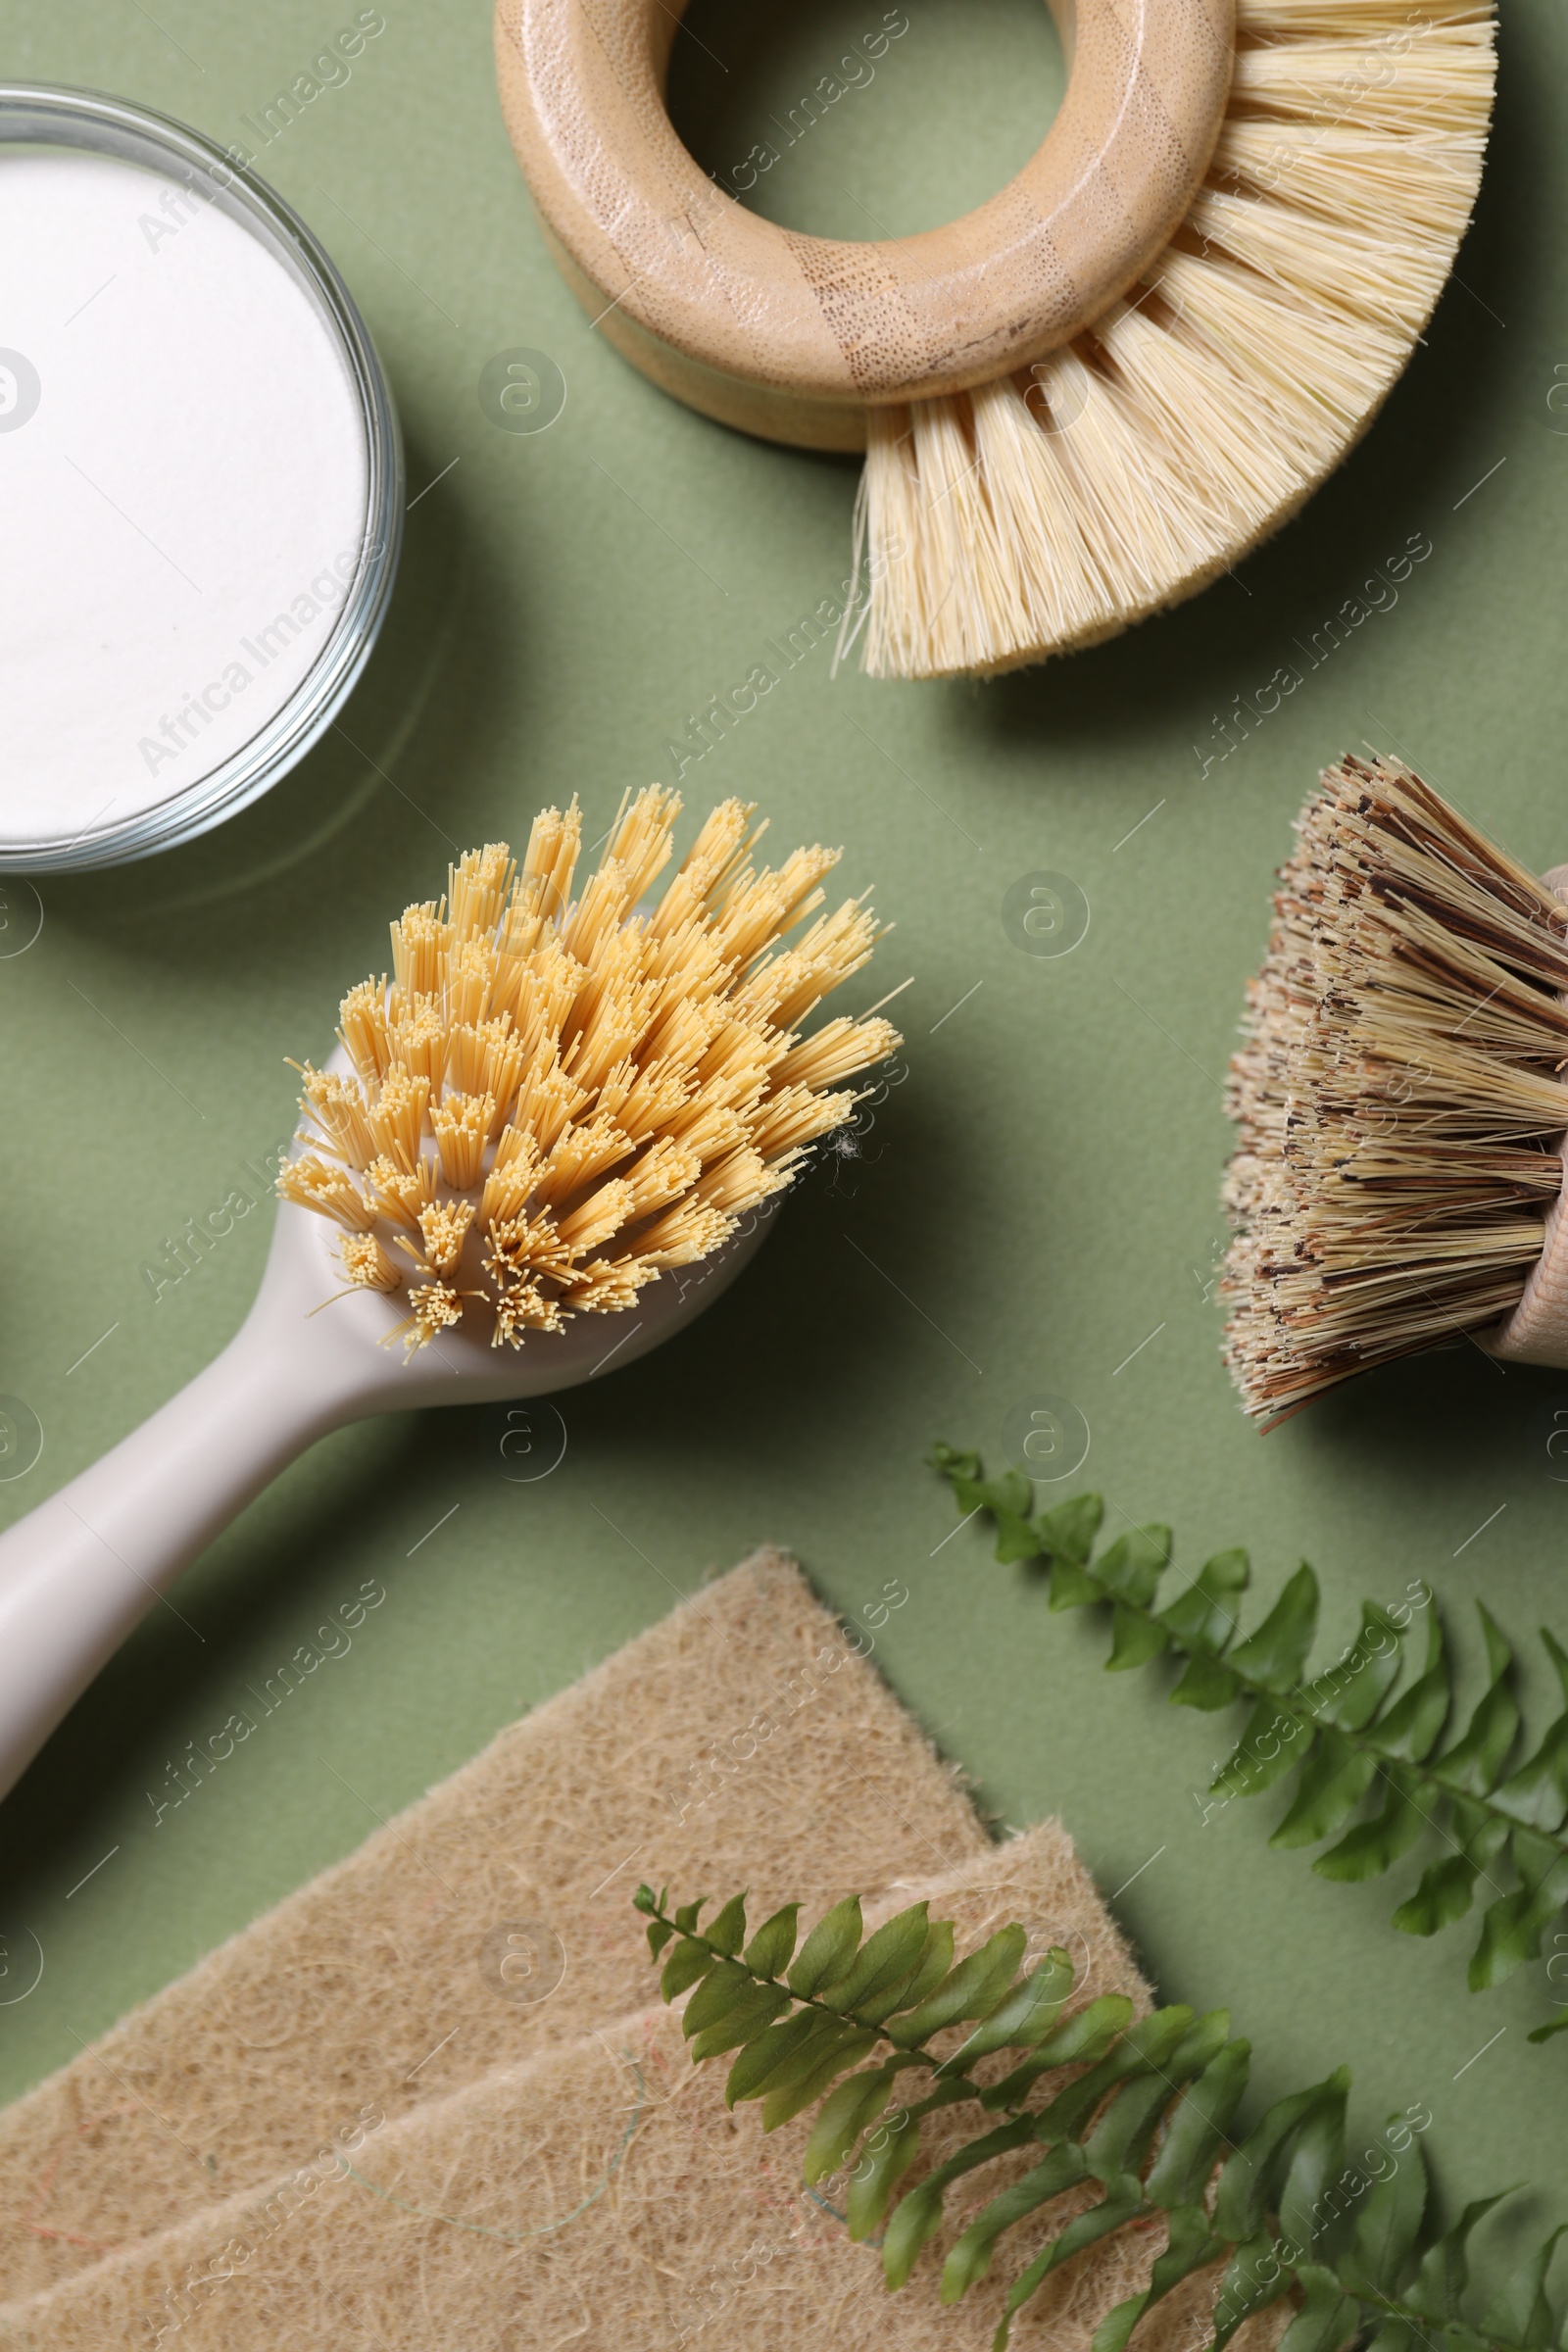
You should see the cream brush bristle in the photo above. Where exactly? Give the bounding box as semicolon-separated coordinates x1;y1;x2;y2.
278;789;902;1355
1222;756;1568;1424
848;0;1495;680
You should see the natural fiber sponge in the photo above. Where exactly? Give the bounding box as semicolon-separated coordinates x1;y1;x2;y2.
0;1828;1263;2352
0;1551;986;2304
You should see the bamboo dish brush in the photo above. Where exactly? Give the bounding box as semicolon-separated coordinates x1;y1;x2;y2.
495;0;1495;681
0;789;901;1800
1223;756;1568;1425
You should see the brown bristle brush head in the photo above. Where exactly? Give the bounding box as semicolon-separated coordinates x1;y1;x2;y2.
278;788;904;1353
1223;755;1568;1425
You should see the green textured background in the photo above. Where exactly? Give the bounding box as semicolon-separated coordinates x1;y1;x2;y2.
3;0;1566;2278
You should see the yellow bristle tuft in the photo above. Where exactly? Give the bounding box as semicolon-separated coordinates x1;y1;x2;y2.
337;982;394;1085
491;1277;566;1347
294;1066;378;1171
562;1257;647;1314
399;1282;464;1355
533;1110;633;1206
693;1146;774;1216
368;1153;439;1232
388;998;448;1095
769;1015;901;1095
445;1016;524;1123
622;1135;701;1218
280;801;901;1346
601;784;682;904
446;938;500;1030
339;1232;401;1294
635;1198;735;1267
555;1178;635;1257
277;1155;378;1230
750;1086;858;1162
431;1092;495;1191
368;1068;431;1169
416;1199;475;1278
447;843;515;945
389;902;449;998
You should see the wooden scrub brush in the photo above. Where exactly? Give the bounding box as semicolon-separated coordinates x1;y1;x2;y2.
1223;756;1568;1425
494;0;1494;681
0;789;901;1800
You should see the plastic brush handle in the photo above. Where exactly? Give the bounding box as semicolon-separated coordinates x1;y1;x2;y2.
0;1307;350;1802
0;1192;773;1805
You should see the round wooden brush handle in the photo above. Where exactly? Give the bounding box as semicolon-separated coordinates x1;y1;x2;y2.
1489;863;1568;1368
494;0;1235;451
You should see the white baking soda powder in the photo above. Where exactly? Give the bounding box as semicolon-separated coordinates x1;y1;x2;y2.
0;146;370;853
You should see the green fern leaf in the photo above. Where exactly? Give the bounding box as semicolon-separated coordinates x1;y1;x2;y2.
660;1937;715;2000
1492;1717;1568;1832
1481;2227;1568;2349
787;1893;862;1996
1269;1728;1378;1849
803;2063;898;2184
1315;1606;1404;1731
995;2175;1148;2342
1109;1602;1169;1670
723;2007;818;2106
1340;2129;1427;2296
818;1901;931;2015
848;2103;924;2242
1035;1492;1104;1564
742;1901;800;1977
1212;2073;1348;2243
1227;1564;1320;1692
939;2142;1087;2303
1429;1608;1518;1796
687;1982;790;2061
880;1918;956;2020
1213;1697;1310;1800
1172;1651;1244;1711
1158;1548;1249;1654
1404;2192;1514;2321
1277;2072;1349;2266
943;1951;1073;2070
760;2024;878;2130
704;1890;748;1955
1211;2229;1296;2351
982;1992;1135;2110
1469;1834;1568;1988
1094;1525;1171;1609
1032;2007;1195;2150
1144;2039;1251;2210
1365;1617;1450;1763
891;1923;1028;2043
1276;2259;1361;2352
1392;1808;1510;1938
880;2112;1038;2284
1312;1765;1425;1883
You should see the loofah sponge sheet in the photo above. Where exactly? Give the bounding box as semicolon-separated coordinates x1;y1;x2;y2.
0;1551;986;2304
0;1827;1289;2352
